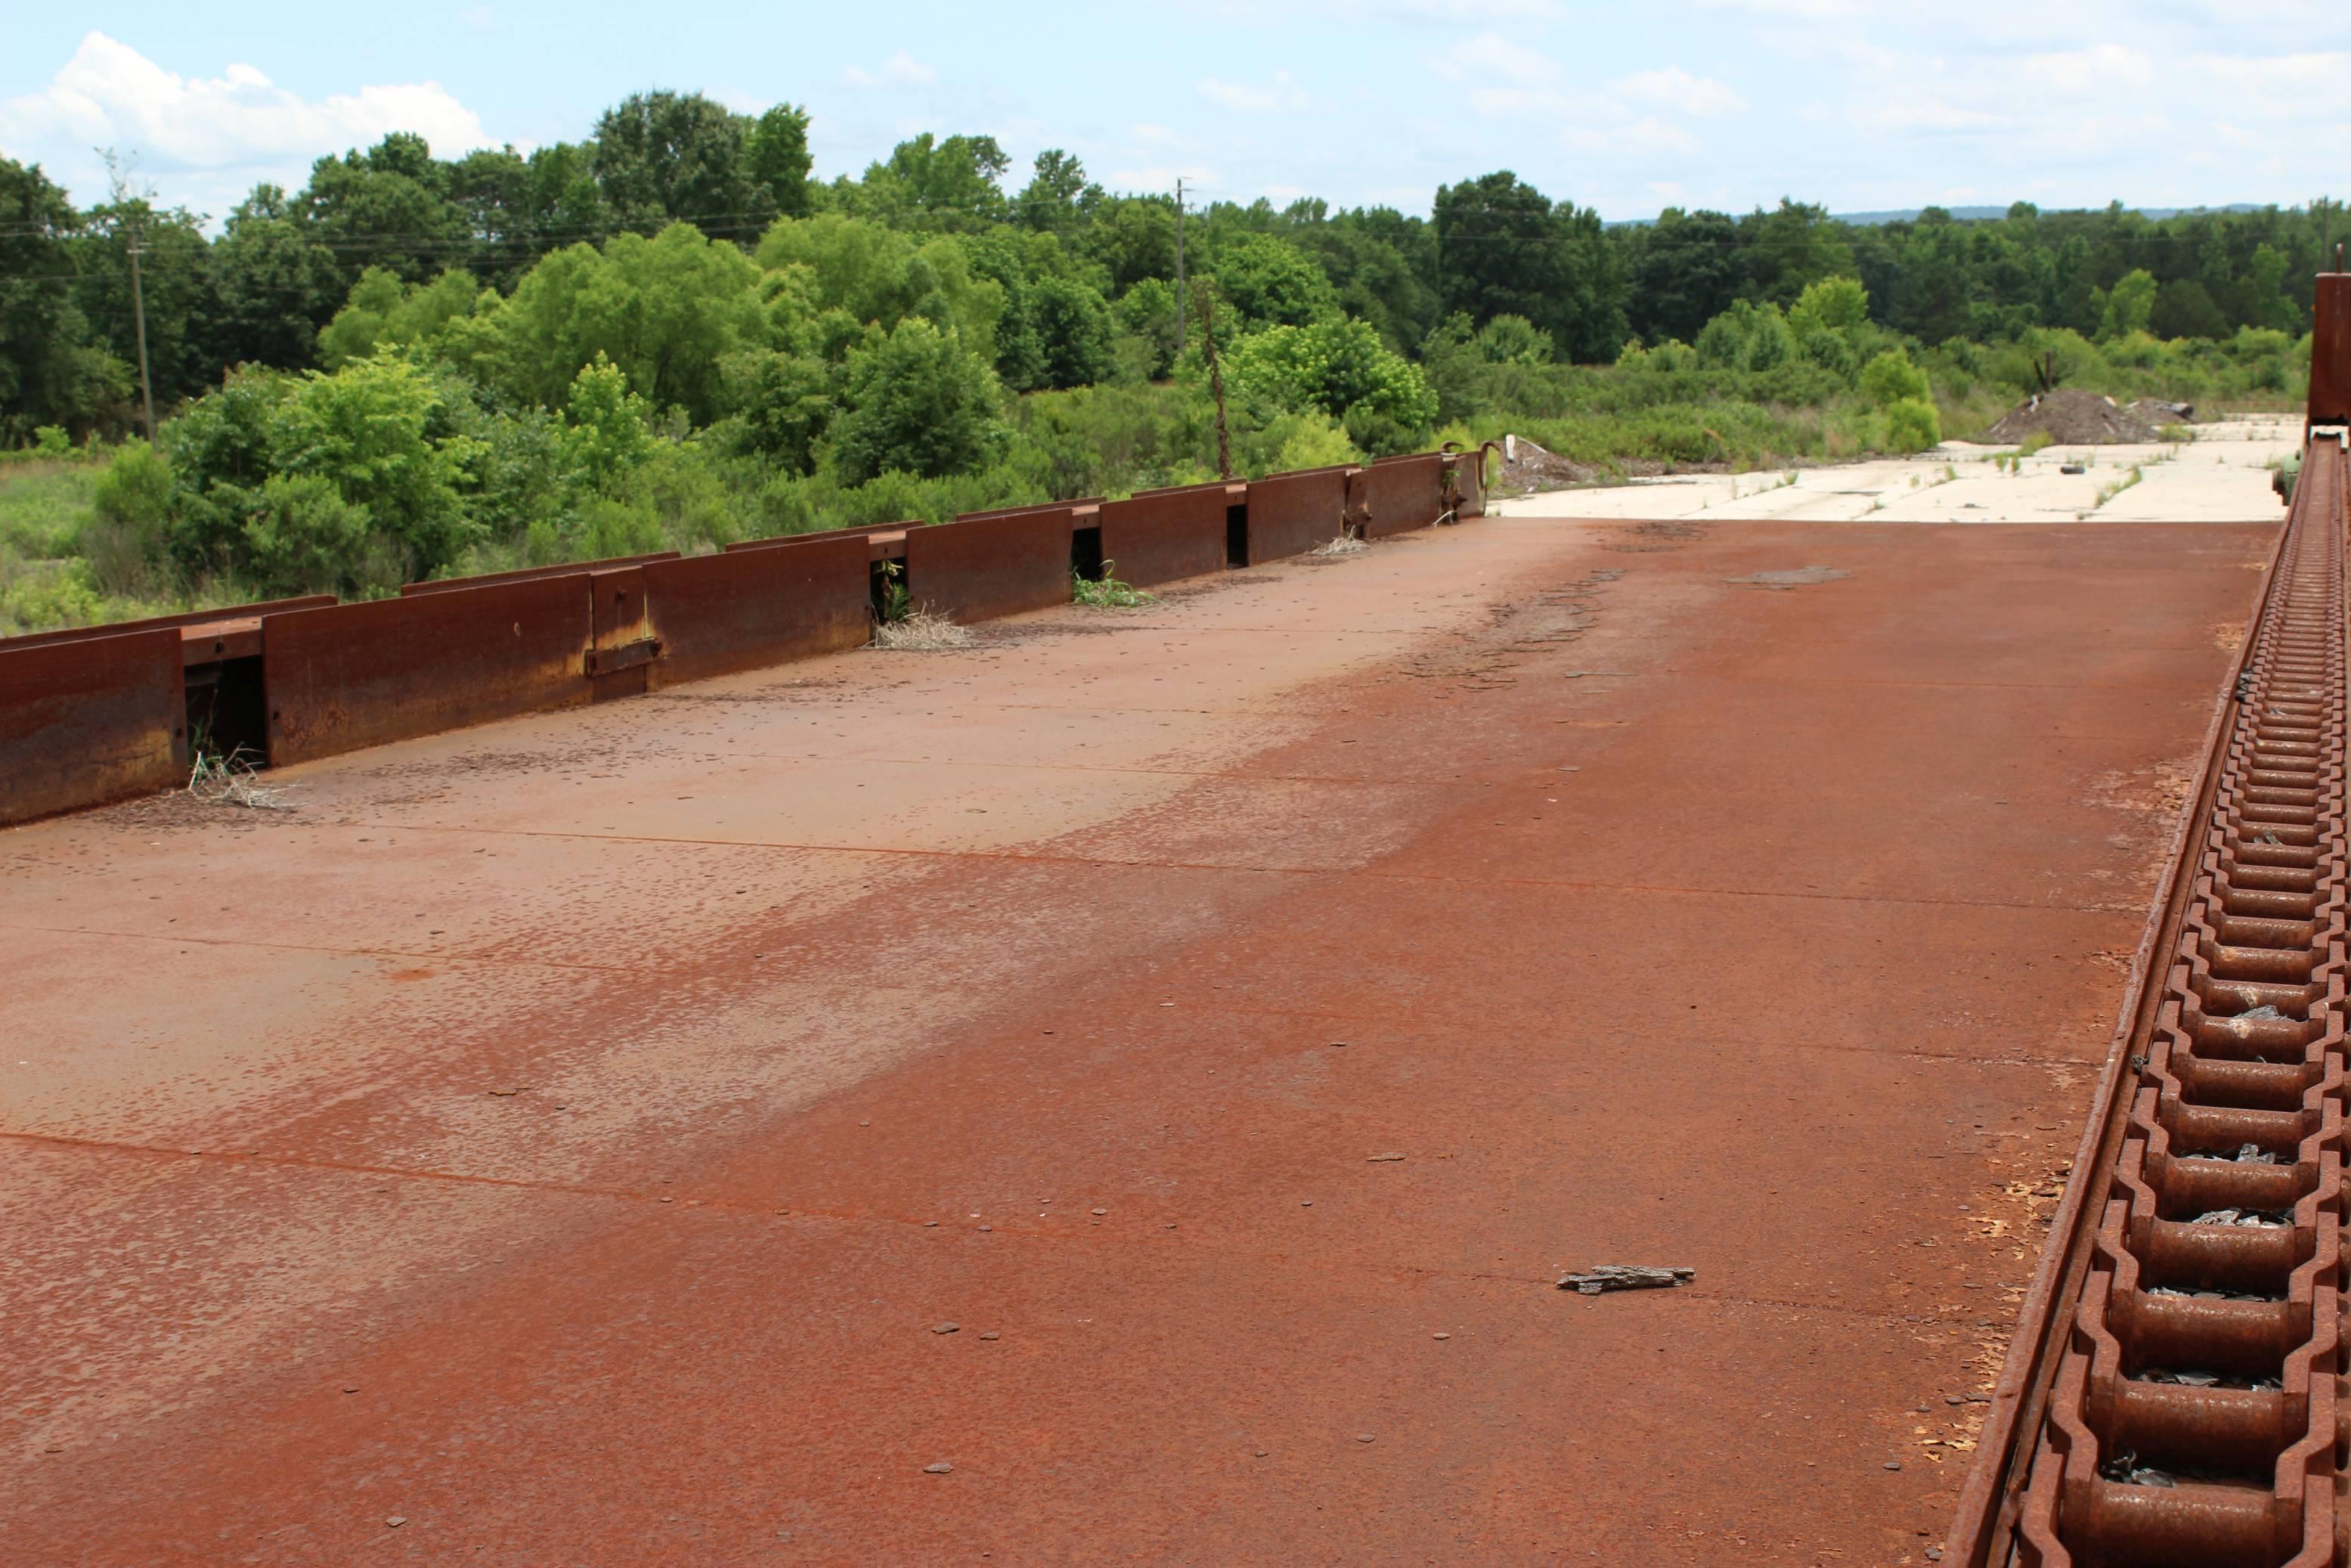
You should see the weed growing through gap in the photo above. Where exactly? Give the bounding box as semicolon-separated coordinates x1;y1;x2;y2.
1071;560;1155;607
2093;465;2145;510
875;559;911;623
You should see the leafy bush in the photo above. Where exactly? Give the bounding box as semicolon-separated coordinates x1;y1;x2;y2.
832;318;1009;485
82;438;174;594
238;473;385;595
1859;349;1931;407
1885;397;1942;453
1223;317;1436;443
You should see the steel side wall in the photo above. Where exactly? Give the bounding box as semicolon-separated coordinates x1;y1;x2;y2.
2312;274;2351;428
0;597;336;654
1242;469;1348;564
1362;454;1446;538
646;537;872;685
726;522;913;554
1098;485;1228;587
264;577;593;766
401;553;677;597
0;629;186;826
909;508;1075;622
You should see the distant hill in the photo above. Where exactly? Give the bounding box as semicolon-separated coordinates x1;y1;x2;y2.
1832;203;2269;225
1607;203;2277;229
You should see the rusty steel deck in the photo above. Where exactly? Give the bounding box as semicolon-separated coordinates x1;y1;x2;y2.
1;504;2277;1564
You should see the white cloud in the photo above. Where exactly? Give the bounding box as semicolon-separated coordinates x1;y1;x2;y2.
841;51;937;89
1610;66;1746;116
1443;30;1560;88
2020;45;2153;91
0;32;492;184
1197;69;1315;114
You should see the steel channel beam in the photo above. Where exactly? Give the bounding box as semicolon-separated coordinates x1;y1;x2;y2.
1950;438;2351;1566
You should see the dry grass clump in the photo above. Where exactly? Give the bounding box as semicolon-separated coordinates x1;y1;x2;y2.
188;751;296;810
871;607;974;651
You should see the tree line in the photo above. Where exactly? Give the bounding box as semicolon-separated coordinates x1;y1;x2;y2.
1;86;2336;445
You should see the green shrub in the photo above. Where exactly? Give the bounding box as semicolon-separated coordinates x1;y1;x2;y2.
832;318;1009;485
239;473;385;596
1859;349;1931;408
82;440;175;595
1885;397;1942;453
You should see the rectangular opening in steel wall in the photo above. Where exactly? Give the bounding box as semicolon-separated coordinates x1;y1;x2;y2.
1226;504;1249;567
1071;525;1104;583
186;656;268;764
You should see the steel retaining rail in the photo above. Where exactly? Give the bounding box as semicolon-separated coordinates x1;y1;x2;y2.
0;449;1486;826
1950;432;2351;1555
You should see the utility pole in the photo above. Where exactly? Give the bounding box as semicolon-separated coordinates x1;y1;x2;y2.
1173;177;1186;358
126;237;156;443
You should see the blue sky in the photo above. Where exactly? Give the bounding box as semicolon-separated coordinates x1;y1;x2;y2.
2;2;2343;225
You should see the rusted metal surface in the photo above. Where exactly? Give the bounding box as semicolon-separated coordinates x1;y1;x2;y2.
584;566;655;700
399;553;677;597
1445;445;1496;519
1096;482;1228;587
907;505;1077;622
1361;451;1447;538
644;536;872;686
0;516;2275;1563
726;522;915;554
263;577;592;766
2312;274;2350;430
1238;465;1347;563
0;596;334;653
179;618;262;666
1951;438;2349;1567
0;628;184;826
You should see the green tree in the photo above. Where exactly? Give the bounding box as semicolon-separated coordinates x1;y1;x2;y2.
0;157;127;442
832;318;1007;483
1206;231;1341;330
1014;150;1101;234
2096;268;2157;341
720;348;834;472
1223;316;1436;445
318;267;485;367
1626;208;1742;345
300;133;468;288
73;191;216;407
207;185;342;370
559;353;655;486
1433;171;1626;362
269;353;482;575
494;223;767;420
593;90;776;241
847;133;1012;231
755;214;1001;349
748;104;815;219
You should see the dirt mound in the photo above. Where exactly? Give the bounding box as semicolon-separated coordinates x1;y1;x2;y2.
1981;389;2160;445
1498;435;1603;491
2129;398;2195;426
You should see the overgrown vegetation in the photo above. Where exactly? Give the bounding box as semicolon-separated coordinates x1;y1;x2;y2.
1071;561;1154;608
0;91;2323;634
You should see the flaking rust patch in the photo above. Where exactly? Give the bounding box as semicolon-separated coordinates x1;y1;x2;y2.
2211;621;2247;653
